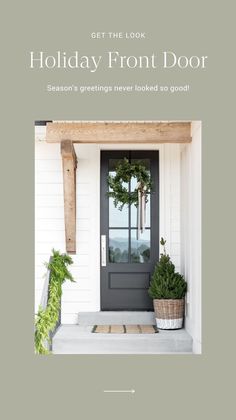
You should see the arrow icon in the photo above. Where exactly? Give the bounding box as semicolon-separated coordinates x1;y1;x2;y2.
103;389;135;394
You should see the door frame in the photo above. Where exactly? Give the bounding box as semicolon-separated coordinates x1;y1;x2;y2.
100;149;159;311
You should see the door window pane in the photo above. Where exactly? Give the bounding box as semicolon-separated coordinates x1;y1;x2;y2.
130;230;150;263
109;198;128;227
109;230;129;263
131;195;150;228
130;159;150;192
109;159;129;189
109;159;129;196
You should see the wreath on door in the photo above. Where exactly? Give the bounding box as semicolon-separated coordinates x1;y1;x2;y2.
107;158;152;238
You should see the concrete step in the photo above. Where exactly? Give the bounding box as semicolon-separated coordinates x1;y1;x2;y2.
52;325;193;354
78;311;155;325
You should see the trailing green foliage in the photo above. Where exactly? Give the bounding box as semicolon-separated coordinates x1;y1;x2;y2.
35;249;75;354
148;238;187;299
108;158;152;210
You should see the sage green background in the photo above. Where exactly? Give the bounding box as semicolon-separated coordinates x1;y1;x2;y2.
1;1;235;419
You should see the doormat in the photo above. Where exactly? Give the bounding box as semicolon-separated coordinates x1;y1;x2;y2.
92;325;159;334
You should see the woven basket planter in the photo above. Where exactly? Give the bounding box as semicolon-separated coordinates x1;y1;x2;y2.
153;298;185;329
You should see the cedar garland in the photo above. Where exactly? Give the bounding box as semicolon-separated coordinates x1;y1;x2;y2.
34;250;75;354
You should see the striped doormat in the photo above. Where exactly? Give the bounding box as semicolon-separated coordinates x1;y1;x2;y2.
92;325;158;334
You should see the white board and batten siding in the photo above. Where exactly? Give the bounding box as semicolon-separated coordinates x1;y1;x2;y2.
35;141;100;324
180;121;202;353
35;129;182;325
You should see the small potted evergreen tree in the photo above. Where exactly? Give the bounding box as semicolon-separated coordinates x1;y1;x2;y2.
148;238;187;329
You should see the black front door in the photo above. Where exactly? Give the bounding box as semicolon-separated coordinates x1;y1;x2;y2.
100;150;159;310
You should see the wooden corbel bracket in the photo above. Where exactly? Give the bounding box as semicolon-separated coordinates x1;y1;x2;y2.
61;140;77;254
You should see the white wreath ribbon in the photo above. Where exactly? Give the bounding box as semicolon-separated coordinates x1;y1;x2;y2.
136;183;147;240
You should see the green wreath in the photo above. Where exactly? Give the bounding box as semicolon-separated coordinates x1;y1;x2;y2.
108;158;152;210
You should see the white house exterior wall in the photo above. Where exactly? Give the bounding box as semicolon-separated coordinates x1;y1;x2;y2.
180;121;202;354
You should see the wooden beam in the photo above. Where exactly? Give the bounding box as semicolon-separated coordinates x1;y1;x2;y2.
61;140;77;254
46;122;191;143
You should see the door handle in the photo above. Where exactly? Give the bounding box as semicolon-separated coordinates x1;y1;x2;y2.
101;235;106;267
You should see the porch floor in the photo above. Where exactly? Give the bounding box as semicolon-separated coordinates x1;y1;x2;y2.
52;324;193;354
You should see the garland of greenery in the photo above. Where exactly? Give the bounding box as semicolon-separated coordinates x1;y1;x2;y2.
107;158;152;210
35;249;74;354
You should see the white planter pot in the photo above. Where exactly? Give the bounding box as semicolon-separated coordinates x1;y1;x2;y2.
155;317;183;329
